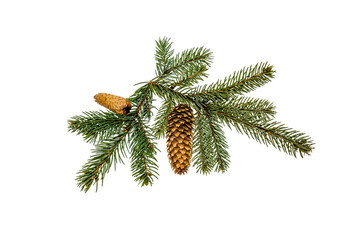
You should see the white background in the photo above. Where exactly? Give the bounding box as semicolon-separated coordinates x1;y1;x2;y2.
1;1;359;239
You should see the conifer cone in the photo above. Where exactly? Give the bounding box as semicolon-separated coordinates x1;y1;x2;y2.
166;104;195;174
94;93;131;115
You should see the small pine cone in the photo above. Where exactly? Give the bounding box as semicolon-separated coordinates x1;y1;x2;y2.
94;93;131;115
166;104;195;175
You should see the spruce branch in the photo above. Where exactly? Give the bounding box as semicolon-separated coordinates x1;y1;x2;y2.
217;110;314;157
210;96;276;121
192;113;215;174
129;115;159;186
68;37;315;191
153;99;175;139
68;110;130;143
129;83;154;120
202;107;230;172
171;46;213;72
76;126;130;193
169;64;209;90
155;37;174;77
141;89;154;119
189;62;275;102
128;82;159;186
156;46;213;83
149;81;202;112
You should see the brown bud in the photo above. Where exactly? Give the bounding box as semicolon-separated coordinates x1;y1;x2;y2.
94;93;131;115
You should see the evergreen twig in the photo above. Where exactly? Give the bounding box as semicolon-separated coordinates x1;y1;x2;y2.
153;99;174;139
68;110;130;143
202;107;230;172
128;83;159;186
75;126;130;192
217;110;314;157
170;64;209;90
129;115;159;186
210;96;276;121
68;37;315;192
155;37;174;77
192;113;215;174
189;62;275;102
149;81;201;111
156;44;213;85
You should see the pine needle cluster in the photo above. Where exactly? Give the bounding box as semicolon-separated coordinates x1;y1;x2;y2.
68;37;315;192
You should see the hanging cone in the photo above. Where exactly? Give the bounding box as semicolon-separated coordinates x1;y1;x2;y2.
94;93;132;115
166;104;195;174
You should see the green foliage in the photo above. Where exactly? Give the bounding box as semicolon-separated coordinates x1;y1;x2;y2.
202;106;230;172
216;110;314;157
149;81;200;111
155;38;213;88
155;37;174;77
129;115;159;186
192;108;230;174
188;62;275;102
210;96;276;122
170;64;209;90
76;127;130;193
68;110;130;144
152;99;174;139
68;37;315;192
128;83;159;186
170;46;213;74
192;113;215;174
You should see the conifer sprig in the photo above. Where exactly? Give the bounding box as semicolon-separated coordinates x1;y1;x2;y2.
189;62;275;102
76;127;130;192
153;99;175;139
156;44;213;86
68;37;315;192
170;64;209;90
68;110;130;144
202;107;230;172
216;110;314;157
155;37;174;77
129;115;159;186
210;96;276;121
128;83;159;186
192;113;215;174
170;46;213;73
149;81;201;111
